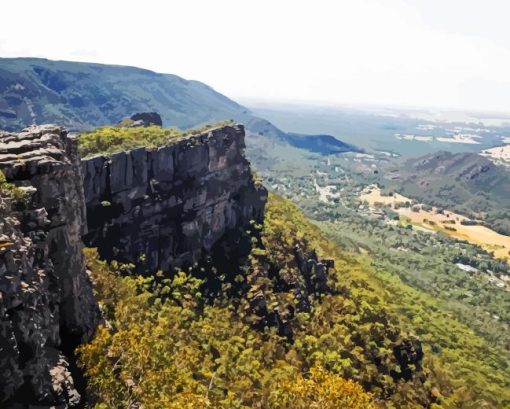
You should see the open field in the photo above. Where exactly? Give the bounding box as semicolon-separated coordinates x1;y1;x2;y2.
361;186;510;262
481;144;510;168
360;188;410;206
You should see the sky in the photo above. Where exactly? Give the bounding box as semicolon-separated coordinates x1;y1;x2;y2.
1;0;510;113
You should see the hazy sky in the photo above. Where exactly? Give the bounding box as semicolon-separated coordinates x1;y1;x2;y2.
2;0;510;112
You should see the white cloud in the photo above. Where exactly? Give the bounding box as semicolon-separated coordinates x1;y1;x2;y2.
1;0;510;112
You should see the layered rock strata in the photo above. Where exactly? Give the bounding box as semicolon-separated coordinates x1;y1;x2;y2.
0;125;100;407
82;124;267;273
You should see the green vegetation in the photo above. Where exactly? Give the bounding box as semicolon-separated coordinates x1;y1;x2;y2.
79;193;510;407
78;126;182;157
78;120;235;158
79;194;441;408
0;58;249;132
271;195;510;408
381;151;510;235
78;248;376;408
247;143;510;407
0;170;26;202
73;123;510;408
185;119;235;136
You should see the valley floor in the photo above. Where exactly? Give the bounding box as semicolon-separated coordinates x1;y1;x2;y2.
361;185;510;265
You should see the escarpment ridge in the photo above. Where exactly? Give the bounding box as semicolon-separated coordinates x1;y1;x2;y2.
0;122;429;408
81;124;267;273
0;123;267;406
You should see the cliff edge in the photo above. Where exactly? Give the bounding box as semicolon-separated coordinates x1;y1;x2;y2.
82;124;267;272
0;125;100;407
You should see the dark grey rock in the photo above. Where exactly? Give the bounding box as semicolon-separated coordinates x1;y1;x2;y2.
129;112;163;127
82;124;267;273
118;112;163;128
0;125;100;407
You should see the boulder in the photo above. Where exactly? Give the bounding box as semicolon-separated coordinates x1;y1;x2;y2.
118;112;163;128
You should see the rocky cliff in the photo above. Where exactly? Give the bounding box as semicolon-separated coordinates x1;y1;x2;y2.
82;124;267;273
0;125;100;407
0;122;266;406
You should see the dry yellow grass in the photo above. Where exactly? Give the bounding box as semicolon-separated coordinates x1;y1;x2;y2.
360;188;409;206
481;144;510;162
360;186;510;262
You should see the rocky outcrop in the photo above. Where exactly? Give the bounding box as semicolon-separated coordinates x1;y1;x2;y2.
82;124;267;273
391;337;424;381
246;243;335;341
0;125;100;407
128;112;163;127
117;112;163;128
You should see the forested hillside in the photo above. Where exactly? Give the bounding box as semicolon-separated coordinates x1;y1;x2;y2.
0;58;247;131
78;194;509;408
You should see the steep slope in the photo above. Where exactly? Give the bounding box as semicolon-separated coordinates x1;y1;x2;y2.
382;151;510;234
0;57;357;156
283;132;359;155
1;123;508;407
78;194;433;408
0;125;100;407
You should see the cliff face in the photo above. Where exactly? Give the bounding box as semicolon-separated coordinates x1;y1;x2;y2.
0;125;100;407
82;124;267;272
0;123;266;406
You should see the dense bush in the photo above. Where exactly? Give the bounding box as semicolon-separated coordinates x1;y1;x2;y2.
78;194;437;408
78;250;376;408
78;120;235;158
78;193;510;408
78;126;182;157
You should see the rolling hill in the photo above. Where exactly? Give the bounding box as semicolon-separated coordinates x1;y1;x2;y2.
382;151;510;234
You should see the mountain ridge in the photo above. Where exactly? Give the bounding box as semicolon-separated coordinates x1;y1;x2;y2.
0;57;355;155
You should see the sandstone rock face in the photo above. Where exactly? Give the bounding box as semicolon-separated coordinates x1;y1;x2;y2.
292;245;334;309
0;125;100;407
82;124;267;272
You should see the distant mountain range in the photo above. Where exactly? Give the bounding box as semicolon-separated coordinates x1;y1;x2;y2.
0;57;356;155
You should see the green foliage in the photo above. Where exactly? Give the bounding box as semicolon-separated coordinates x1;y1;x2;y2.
79;246;375;408
78;194;437;408
247;143;510;408
78;193;510;408
269;365;376;409
184;119;235;136
78;126;182;157
0;170;26;203
0;58;250;133
78;121;237;158
287;194;510;407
